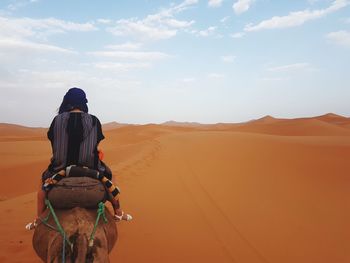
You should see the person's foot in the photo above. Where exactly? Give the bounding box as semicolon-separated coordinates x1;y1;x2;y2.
114;210;133;222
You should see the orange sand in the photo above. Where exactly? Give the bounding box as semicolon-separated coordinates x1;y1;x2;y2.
0;114;349;262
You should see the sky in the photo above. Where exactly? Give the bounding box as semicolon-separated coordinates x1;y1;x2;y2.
0;0;349;127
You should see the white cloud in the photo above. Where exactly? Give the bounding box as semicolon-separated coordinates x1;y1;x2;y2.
208;73;225;78
182;77;196;82
7;0;39;11
198;26;217;37
261;77;289;81
267;63;311;72
3;68;143;91
106;0;197;41
93;62;151;71
233;0;254;15
326;30;350;47
0;16;97;41
105;42;142;51
0;38;76;54
107;19;177;40
88;43;171;73
97;18;112;24
88;50;171;61
221;55;236;63
230;32;245;38
307;0;320;4
208;0;223;8
220;16;230;23
167;0;199;14
245;0;349;31
164;18;195;28
37;18;97;32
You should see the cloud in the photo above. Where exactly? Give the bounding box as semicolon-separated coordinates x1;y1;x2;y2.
267;63;311;72
230;32;245;38
163;18;195;28
0;38;76;54
245;0;349;31
106;0;197;41
97;18;112;24
87;43;171;73
326;30;350;47
233;0;254;15
1;68;143;92
88;50;171;61
198;26;217;37
261;77;289;81
307;0;320;4
107;18;177;40
0;16;97;40
105;42;143;51
93;62;151;71
167;0;199;14
220;16;230;23
182;77;196;83
221;55;236;63
208;0;223;8
7;0;39;11
208;73;225;78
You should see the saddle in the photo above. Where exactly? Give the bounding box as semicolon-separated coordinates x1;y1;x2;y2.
47;166;107;209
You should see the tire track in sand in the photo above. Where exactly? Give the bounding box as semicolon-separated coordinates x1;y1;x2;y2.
176;156;270;263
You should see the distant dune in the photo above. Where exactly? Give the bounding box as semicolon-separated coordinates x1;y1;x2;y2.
161;120;203;127
247;115;282;124
102;121;130;130
233;117;350;136
0;123;46;139
313;113;350;126
0;113;350;263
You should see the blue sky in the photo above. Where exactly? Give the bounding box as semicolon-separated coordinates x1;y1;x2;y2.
0;0;349;126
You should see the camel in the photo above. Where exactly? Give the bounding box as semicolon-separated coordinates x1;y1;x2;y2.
32;205;117;263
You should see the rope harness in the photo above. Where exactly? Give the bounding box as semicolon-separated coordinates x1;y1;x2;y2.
38;199;108;263
89;202;108;247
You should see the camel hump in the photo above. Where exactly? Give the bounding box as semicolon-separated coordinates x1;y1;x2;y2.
48;177;106;209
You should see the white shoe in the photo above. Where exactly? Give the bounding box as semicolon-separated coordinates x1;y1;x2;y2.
25;220;37;230
114;211;133;222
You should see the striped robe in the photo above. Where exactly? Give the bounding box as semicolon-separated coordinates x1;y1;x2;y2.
42;112;111;182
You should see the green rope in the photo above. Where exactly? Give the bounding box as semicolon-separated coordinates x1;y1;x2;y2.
42;210;51;223
88;202;108;247
37;210;58;231
45;199;73;249
62;232;66;263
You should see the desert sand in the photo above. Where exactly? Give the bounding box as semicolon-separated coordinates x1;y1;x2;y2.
0;113;349;263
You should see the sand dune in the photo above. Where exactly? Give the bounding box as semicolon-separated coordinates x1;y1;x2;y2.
102;121;130;131
0;123;46;141
161;120;203;127
314;113;350;126
224;114;350;136
0;114;349;262
232;118;350;136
